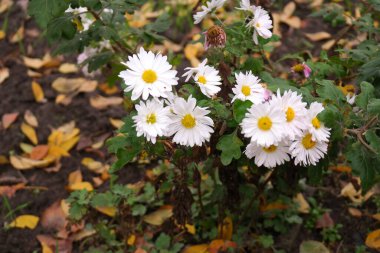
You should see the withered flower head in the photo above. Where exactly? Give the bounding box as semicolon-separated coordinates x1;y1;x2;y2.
203;25;227;50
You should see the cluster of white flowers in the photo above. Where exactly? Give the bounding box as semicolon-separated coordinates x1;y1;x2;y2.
193;0;227;24
241;90;330;168
119;48;330;167
119;48;214;147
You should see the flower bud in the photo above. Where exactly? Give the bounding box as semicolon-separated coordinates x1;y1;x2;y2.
203;25;227;50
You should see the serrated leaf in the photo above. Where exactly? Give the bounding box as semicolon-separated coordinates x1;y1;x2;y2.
216;132;243;166
367;98;380;115
356;81;375;110
233;100;252;123
316;79;345;103
28;0;68;28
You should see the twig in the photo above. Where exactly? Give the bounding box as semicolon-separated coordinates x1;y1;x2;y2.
346;116;379;154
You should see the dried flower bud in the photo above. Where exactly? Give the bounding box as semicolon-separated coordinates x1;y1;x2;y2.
204;25;227;50
291;62;312;78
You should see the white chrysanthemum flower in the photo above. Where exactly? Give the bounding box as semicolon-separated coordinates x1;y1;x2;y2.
346;93;356;105
168;96;214;147
133;99;171;144
241;102;286;147
247;6;273;44
245;140;290;168
270;90;308;140
119;48;178;100
290;131;328;166
193;0;227;24
236;0;256;12
231;71;265;103
183;59;221;98
307;102;331;142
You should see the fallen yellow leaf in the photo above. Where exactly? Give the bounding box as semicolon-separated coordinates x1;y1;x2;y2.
9;214;39;229
109;118;124;129
305;32;332;41
20;143;34;153
366;229;380;250
95;206;116;217
218;217;233;241
294;193;310;214
0;30;5;40
143;205;173;225
68;170;83;185
21;122;38;145
32;81;45;103
68;182;94;191
127;234;136;245
90;95;124;110
81;157;109;174
10;26;24;43
182;244;209;253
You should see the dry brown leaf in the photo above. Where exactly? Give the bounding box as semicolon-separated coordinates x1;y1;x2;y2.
310;0;323;8
68;182;94;191
366;229;380;250
143;205;173;225
70;228;96;241
10;26;24;43
294;193;310;214
0;155;9;164
0;183;25;198
78;79;97;93
68;170;82;186
21;122;38;145
340;181;374;204
0;0;13;14
2;112;19;129
36;235;72;253
32;81;46;103
23;57;45;69
81;157;109;174
9;214;39;229
52;77;82;94
372;214;380;221
283;2;296;17
10;155;51;170
209;240;237;253
41;200;67;232
30;145;49;160
90;95;123;110
322;39;336;50
163;40;182;52
282;16;301;28
27;69;42;78
109;118;124;129
305;32;332;41
348;207;362;217
0;67;9;84
58;63;78;74
24;110;38;128
98;83;119;95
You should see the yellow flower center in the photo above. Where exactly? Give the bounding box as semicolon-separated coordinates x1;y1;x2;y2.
312;117;321;129
263;145;277;153
142;69;157;84
255;22;261;28
146;113;156;124
241;85;251;96
286;107;295;122
292;64;305;73
181;114;196;129
302;133;316;150
198;76;207;85
258;116;272;131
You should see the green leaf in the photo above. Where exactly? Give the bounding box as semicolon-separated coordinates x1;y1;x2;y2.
146;13;171;33
367;98;380;115
300;241;329;253
28;0;68;28
318;105;344;140
216;131;244;166
46;15;77;41
155;233;171;250
131;204;147;216
347;142;380;192
316;79;345;103
91;192;116;207
233;100;252;123
83;51;114;72
365;130;380;153
356;81;375;110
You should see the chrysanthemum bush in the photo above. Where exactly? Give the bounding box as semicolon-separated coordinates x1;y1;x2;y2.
29;0;380;251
